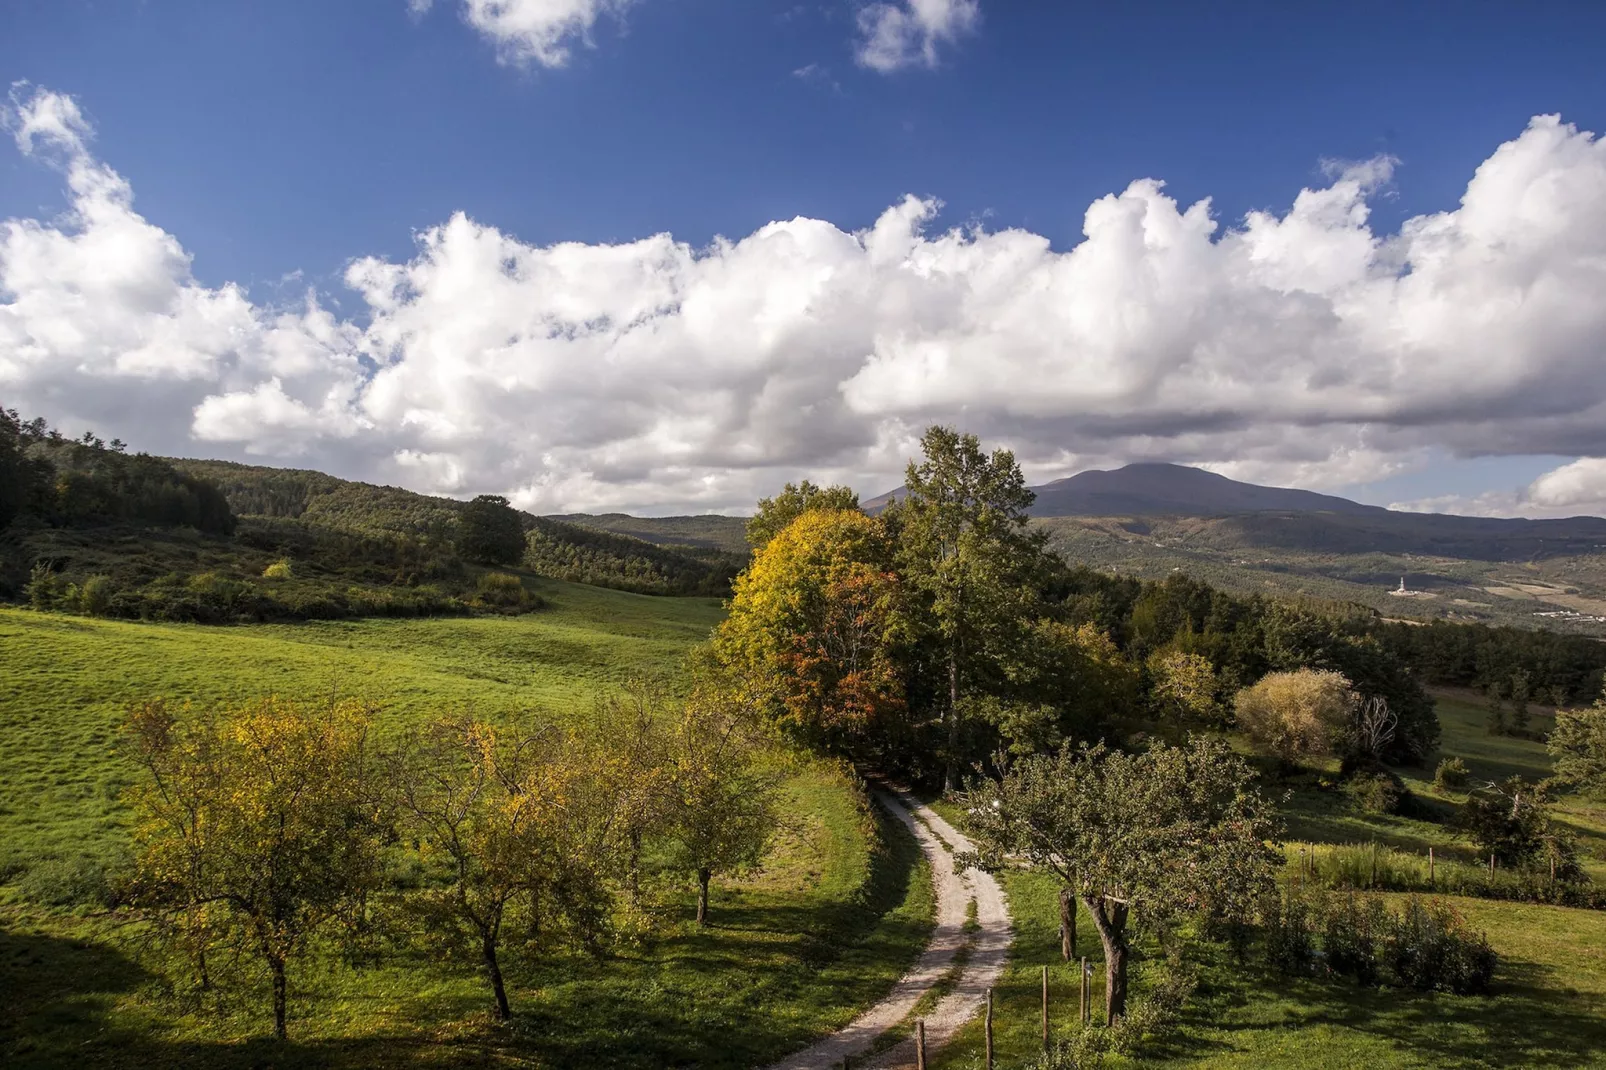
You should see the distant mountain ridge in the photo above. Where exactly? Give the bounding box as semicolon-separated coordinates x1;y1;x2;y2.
1026;462;1386;518
866;461;1602;524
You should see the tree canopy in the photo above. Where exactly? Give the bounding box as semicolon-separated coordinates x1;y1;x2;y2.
958;737;1281;1020
457;494;528;566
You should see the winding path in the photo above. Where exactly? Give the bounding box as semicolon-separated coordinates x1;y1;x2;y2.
764;785;1012;1070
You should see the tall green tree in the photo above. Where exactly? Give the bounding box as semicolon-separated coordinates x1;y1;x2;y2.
890;426;1044;789
1548;692;1606;796
959;738;1280;1020
746;480;860;548
458;494;527;566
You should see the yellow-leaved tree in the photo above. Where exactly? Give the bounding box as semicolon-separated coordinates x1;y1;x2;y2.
389;715;617;1021
125;697;385;1040
714;508;907;756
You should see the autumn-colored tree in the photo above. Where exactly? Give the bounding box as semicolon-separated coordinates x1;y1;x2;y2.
389;716;614;1020
125;697;385;1040
661;683;779;926
715;508;908;754
1233;668;1354;766
959;738;1280;1020
746;480;861;548
1148;649;1220;723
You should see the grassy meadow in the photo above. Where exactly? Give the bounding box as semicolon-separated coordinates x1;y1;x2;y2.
930;686;1606;1069
0;579;936;1069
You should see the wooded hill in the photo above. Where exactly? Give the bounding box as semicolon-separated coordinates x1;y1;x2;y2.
0;412;746;619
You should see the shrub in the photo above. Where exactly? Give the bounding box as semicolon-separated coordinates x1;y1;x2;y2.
1267;889;1498;995
473;570;539;612
1262;887;1317;974
1458;776;1583;877
1234;669;1354;766
77;573;115;616
263;558;294;579
1344;769;1405;815
1434;756;1470;793
1321;893;1387;985
1382;896;1497;994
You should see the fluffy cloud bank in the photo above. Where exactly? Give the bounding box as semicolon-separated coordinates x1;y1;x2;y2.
5;83;1606;515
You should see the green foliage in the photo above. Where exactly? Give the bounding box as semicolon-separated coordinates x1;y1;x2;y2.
958;737;1280;1019
457;494;527;566
2;411;234;535
1457;777;1583;878
662;681;781;925
262;558;293;579
746;479;860;548
1381;897;1498;995
1435;756;1470;792
1548;693;1606;795
472;569;541;612
1267;889;1496;995
891;426;1052;788
1343;769;1406;815
1146;649;1220;723
525;516;742;595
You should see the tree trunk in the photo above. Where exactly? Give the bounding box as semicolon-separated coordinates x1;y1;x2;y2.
269;954;288;1040
696;868;711;926
944;650;960;793
1058;886;1076;960
628;827;643;905
1083;895;1130;1022
483;936;511;1021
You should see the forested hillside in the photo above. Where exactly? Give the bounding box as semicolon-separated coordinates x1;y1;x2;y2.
0;413;748;620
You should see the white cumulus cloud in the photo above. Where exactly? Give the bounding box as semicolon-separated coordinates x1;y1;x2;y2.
855;0;981;73
421;0;635;67
8;83;1606;516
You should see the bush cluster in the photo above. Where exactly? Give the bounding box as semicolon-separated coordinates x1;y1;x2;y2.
1343;769;1405;815
1434;756;1470;792
1285;840;1600;908
1265;888;1497;995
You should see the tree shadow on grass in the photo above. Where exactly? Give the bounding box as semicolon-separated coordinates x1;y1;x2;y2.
1149;946;1606;1069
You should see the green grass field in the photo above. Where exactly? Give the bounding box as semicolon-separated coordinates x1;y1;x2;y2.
0;582;936;1069
930;686;1606;1069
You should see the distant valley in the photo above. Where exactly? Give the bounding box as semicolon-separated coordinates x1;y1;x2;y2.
574;463;1606;634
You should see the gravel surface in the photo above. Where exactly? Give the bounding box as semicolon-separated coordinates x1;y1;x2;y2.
763;785;1012;1070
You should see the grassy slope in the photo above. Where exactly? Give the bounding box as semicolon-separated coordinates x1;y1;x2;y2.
0;582;936;1069
930;690;1606;1069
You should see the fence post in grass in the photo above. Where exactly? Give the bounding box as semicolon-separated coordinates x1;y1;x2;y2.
1042;964;1050;1052
985;987;994;1070
1080;957;1090;1023
1429;846;1434;886
1490;853;1496;877
916;1020;926;1070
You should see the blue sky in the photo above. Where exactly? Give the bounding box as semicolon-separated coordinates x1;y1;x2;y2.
4;1;1606;515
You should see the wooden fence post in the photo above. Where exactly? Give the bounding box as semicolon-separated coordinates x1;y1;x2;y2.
985;987;994;1070
1080;957;1090;1023
1428;846;1434;886
1042;964;1049;1051
1490;853;1496;877
916;1020;926;1070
